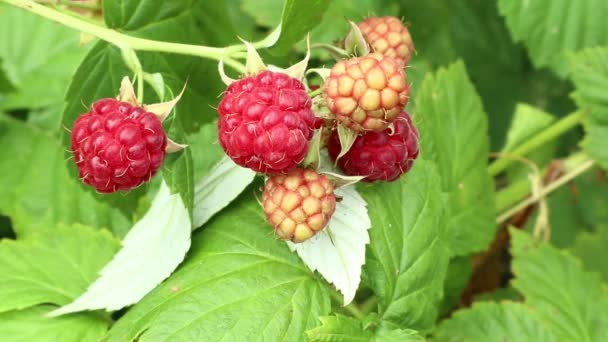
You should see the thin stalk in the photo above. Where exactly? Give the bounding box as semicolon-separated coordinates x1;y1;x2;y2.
494;152;589;213
307;88;323;98
359;296;378;315
488;110;586;176
496;154;594;224
329;289;365;320
2;0;246;73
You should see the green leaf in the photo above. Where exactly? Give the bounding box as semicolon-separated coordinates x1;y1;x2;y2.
473;287;521;303
361;160;450;331
162;115;194;214
400;1;576;150
288;185;371;305
102;1;238;45
27;104;65;132
307;314;373;342
570;226;608;282
0;3;87;109
570;47;608;170
446;1;526;150
193;156;256;228
242;0;395;59
440;256;473;315
275;0;332;52
188;122;224;181
306;315;424;342
0;116;130;237
582;123;608;170
0;306;108;342
502;103;557;181
51;181;191;315
510;228;608;341
268;0;332;53
572;169;608;227
241;0;282;27
0;224;119;313
188;123;256;228
414;61;495;256
498;0;608;76
106;192;330;341
0;58;15;93
374;327;424;342
434;302;555;342
502;104;557;152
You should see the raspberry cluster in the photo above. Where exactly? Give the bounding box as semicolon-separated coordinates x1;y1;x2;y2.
320;16;419;184
67;15;419;243
212;16;419;243
71;99;167;193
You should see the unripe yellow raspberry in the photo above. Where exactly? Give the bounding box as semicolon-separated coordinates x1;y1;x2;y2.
324;53;409;132
262;169;336;243
358;16;414;66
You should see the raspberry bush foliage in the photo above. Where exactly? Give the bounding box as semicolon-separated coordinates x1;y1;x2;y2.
1;0;608;341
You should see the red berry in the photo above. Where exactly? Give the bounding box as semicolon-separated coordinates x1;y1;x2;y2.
324;53;409;132
327;112;419;182
217;71;316;174
71;98;167;193
262;168;336;243
358;16;415;66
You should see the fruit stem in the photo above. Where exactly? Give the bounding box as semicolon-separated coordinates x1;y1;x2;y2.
494;152;594;223
307;88;323;98
2;0;246;73
329;288;366;319
359;296;378;315
488;110;586;176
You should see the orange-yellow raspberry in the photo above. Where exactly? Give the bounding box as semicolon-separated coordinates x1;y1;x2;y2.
358;16;414;66
324;53;409;132
262;168;336;243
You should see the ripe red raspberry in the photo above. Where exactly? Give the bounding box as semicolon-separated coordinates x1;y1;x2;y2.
324;53;409;132
262;168;336;243
71;99;167;193
328;112;419;182
217;71;316;174
358;16;414;66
